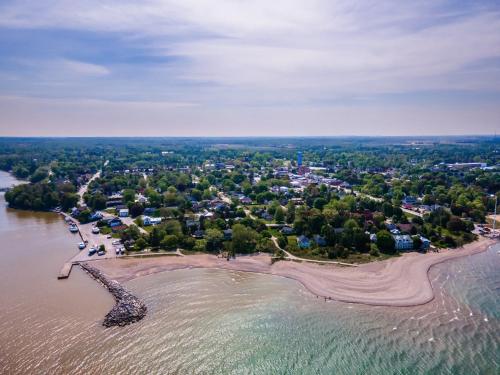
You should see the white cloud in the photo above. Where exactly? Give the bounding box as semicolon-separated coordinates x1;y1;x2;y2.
3;1;498;96
59;59;110;76
0;0;499;134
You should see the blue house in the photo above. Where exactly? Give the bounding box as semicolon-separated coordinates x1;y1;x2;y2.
297;235;311;249
313;235;327;247
107;217;123;228
419;235;431;250
143;207;156;216
223;229;233;240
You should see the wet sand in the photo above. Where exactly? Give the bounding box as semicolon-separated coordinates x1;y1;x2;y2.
94;238;496;307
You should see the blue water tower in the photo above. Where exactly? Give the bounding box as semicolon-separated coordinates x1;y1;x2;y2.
297;151;303;166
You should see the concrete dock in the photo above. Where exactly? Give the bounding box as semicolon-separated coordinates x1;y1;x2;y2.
58;262;76;279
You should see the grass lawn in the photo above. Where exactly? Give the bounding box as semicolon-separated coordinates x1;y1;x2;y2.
99;226;111;235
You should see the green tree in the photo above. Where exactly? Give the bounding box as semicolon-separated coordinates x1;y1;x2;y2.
231;224;258;254
274;206;285;223
205;228;223;251
123;189;136;204
376;230;395;254
285;201;295;224
194;239;207;252
161;234;178;249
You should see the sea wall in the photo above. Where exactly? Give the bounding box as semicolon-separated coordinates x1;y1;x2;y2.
80;263;147;327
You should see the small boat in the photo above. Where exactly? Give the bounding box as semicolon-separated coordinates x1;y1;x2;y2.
78;242;86;250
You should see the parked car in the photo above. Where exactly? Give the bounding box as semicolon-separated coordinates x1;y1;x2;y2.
88;248;97;256
78;242;86;250
92;227;100;234
97;250;105;256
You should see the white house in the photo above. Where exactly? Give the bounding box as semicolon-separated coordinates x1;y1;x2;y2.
142;216;162;226
393;234;413;250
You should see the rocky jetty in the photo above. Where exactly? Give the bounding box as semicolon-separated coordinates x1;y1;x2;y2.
80;263;147;327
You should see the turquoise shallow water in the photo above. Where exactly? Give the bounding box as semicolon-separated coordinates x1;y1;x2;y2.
0;171;499;374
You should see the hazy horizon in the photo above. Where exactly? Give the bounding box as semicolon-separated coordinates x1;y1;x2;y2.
1;1;500;136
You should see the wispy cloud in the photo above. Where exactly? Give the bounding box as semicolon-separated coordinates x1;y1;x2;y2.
0;0;499;135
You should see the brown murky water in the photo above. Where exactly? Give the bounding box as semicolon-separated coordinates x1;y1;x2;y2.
0;171;498;374
0;173;113;373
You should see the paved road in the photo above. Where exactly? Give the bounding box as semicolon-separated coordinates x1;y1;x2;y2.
401;207;424;218
120;216;149;235
77;168;103;206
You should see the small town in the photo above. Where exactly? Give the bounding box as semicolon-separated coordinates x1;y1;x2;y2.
4;138;498;268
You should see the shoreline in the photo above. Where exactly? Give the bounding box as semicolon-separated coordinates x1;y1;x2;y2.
93;237;497;307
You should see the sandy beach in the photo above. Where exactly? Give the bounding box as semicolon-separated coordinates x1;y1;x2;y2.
93;238;497;307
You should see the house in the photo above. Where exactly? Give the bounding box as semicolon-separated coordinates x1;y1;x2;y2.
297;235;311;249
89;211;103;221
223;229;233;240
70;207;81;217
393;234;414;250
313;235;327;247
135;194;148;204
193;229;205;239
281;226;294;235
106;193;123;207
119;208;129;217
185;219;198;229
386;223;397;231
239;196;252;205
419;235;431;250
143;207;156;216
107;217;123;227
402;196;417;205
142;216;162;226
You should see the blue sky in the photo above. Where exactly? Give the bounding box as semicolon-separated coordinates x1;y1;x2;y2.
0;0;499;136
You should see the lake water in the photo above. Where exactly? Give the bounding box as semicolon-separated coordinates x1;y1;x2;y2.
0;171;498;374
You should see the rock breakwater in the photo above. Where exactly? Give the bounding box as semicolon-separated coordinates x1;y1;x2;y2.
80;263;147;327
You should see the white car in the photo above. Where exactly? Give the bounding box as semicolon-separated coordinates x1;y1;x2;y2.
92;227;100;234
112;240;121;245
78;242;86;250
